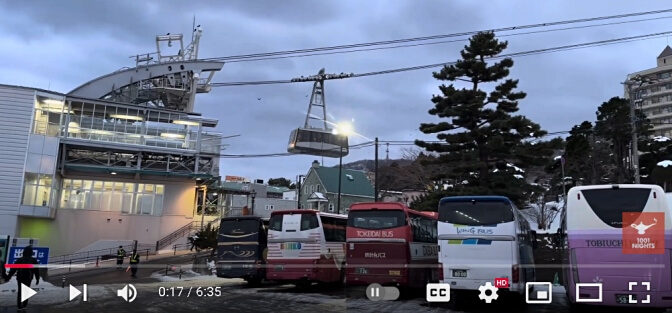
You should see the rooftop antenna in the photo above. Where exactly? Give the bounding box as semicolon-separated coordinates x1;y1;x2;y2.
191;15;196;44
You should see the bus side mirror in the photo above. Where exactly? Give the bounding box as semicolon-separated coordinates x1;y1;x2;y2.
531;230;538;249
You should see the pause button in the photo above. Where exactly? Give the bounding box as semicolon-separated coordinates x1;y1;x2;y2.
366;283;400;301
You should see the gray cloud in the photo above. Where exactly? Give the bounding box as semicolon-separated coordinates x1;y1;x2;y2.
1;0;671;181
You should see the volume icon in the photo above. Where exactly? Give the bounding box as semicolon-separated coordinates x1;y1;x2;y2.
117;284;137;303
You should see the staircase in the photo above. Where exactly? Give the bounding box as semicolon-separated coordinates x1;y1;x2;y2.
154;219;221;251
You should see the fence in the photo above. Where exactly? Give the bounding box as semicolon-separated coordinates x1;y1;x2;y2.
48;243;156;266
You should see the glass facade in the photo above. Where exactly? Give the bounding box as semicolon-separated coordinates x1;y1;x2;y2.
22;173;54;206
59;179;164;215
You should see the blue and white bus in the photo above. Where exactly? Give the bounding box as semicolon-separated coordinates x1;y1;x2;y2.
437;196;537;304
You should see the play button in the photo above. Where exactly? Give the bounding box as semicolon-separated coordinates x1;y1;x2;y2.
20;283;37;302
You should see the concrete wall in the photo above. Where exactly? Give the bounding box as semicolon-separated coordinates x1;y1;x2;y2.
18;177;197;256
0;86;35;238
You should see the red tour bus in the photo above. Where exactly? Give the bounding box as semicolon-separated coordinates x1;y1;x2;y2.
266;210;348;286
345;202;439;288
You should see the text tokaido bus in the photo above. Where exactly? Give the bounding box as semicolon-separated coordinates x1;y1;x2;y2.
216;216;269;285
345;202;439;288
559;184;672;310
437;196;537;303
266;210;347;286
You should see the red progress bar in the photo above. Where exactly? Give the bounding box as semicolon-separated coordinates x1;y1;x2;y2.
5;264;34;269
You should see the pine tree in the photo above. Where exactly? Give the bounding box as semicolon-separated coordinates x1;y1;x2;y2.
594;97;653;183
415;31;551;207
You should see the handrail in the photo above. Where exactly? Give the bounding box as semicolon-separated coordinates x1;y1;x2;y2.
155;221;199;251
48;244;156;265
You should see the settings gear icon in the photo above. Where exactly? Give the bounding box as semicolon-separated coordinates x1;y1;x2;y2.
478;282;499;303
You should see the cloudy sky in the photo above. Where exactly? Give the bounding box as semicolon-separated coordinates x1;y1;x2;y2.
1;0;671;183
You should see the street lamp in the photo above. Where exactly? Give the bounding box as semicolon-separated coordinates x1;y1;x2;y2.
334;121;354;214
250;189;257;216
623;74;658;184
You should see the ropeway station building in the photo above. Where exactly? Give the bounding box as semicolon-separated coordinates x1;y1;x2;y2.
0;28;233;256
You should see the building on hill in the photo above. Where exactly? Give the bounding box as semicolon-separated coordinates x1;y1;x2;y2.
625;45;672;137
216;181;296;218
300;160;375;213
381;189;427;206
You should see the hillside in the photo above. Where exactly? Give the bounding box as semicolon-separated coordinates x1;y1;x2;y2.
331;158;413;172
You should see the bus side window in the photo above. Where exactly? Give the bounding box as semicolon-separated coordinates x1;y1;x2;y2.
322;216;346;242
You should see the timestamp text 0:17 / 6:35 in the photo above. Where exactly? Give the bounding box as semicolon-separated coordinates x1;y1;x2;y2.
158;286;223;297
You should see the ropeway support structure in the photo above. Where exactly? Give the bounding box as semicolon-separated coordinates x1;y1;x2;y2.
67;25;224;113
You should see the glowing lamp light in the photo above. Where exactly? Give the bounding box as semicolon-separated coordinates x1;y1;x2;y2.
68;122;81;134
172;120;200;126
333;121;354;136
160;133;185;139
109;114;143;121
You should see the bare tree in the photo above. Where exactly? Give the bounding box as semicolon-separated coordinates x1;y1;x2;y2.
522;186;561;231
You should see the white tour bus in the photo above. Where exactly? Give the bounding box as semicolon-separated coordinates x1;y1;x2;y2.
266;210;348;286
437;196;537;305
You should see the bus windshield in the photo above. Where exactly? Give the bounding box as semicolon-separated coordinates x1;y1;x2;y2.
219;219;261;241
439;200;514;226
581;188;651;228
347;210;407;229
268;213;319;231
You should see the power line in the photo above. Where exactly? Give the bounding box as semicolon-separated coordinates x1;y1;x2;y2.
215;16;672;64
202;9;672;62
219;120;672;158
210;30;672;87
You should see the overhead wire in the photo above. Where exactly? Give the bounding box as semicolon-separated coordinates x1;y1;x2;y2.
213;15;672;64
219;120;672;158
201;9;672;62
210;30;672;87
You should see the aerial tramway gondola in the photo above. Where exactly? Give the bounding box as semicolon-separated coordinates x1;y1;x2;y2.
286;68;352;158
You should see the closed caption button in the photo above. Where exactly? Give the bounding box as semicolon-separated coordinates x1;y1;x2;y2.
426;283;451;302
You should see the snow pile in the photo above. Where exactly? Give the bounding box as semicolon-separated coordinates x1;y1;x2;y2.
514;174;524;179
657;160;672;168
0;276;110;306
507;163;525;172
653;136;671;142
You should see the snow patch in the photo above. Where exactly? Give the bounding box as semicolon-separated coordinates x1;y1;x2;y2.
653;136;671;142
507;163;525;173
554;155;562;160
514;174;524;179
657;160;672;168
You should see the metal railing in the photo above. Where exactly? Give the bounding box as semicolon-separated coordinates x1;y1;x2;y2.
155;222;200;251
48;244;156;266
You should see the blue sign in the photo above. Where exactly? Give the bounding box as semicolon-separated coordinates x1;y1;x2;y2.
7;247;50;265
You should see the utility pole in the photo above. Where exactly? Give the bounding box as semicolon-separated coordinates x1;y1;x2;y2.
628;83;641;184
375;137;379;202
624;74;656;184
337;145;343;214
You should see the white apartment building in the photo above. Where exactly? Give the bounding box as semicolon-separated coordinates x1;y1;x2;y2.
626;45;672;137
0;29;227;256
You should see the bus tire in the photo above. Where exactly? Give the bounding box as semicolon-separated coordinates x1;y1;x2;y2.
246;277;262;287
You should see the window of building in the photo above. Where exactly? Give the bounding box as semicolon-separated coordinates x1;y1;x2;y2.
652;97;661;104
265;204;275;210
653;108;663;116
305;185;309;194
666;83;672;90
60;179;164;215
311;185;315;193
659;72;671;79
22;173;53;206
652;86;661;92
316;185;321;192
